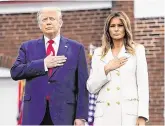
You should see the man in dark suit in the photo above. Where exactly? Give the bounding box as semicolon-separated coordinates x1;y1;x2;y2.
10;7;89;125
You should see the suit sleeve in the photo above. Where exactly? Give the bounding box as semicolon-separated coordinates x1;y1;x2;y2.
136;45;149;121
86;49;111;94
76;45;89;121
10;43;46;80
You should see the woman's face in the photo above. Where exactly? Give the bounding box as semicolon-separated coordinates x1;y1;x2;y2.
109;17;125;41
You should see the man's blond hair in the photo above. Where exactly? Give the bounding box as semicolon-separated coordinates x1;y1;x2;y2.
37;7;62;24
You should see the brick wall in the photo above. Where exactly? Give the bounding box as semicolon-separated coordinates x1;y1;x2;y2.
0;13;41;59
61;9;110;52
135;17;164;125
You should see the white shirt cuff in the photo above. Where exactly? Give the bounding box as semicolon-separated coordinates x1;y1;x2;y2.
44;62;48;71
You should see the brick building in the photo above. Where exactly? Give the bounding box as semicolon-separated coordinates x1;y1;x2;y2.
0;1;164;125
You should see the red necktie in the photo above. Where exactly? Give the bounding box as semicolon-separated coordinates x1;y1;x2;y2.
46;40;55;76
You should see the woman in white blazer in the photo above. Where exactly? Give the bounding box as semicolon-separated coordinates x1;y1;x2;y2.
87;11;149;126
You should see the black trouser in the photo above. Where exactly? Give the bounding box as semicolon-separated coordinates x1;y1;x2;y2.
40;100;53;125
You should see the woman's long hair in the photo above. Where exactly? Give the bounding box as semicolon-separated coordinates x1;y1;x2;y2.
101;11;135;57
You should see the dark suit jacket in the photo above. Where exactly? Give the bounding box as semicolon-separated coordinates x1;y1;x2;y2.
10;36;89;125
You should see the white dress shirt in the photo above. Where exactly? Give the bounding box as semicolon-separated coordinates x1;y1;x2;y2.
44;34;60;71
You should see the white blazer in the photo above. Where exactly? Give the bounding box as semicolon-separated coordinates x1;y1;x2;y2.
87;44;149;122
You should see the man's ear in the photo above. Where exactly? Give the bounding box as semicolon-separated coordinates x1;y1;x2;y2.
37;20;42;30
59;20;63;28
38;24;41;30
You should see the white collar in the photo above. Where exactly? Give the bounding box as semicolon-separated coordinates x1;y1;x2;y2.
44;34;60;45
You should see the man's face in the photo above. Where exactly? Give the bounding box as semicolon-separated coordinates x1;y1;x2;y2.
39;10;62;37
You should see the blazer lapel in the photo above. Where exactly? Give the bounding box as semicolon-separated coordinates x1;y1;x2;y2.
99;45;131;69
118;45;131;58
117;45;125;58
37;36;47;59
49;36;69;78
100;48;114;64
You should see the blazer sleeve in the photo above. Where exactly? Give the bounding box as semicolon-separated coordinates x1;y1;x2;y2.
75;45;89;121
10;43;46;80
136;45;149;121
86;48;111;94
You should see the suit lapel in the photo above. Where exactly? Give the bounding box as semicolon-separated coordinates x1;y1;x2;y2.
100;45;129;64
118;45;126;58
37;36;47;59
49;36;69;78
118;45;132;58
100;48;113;64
